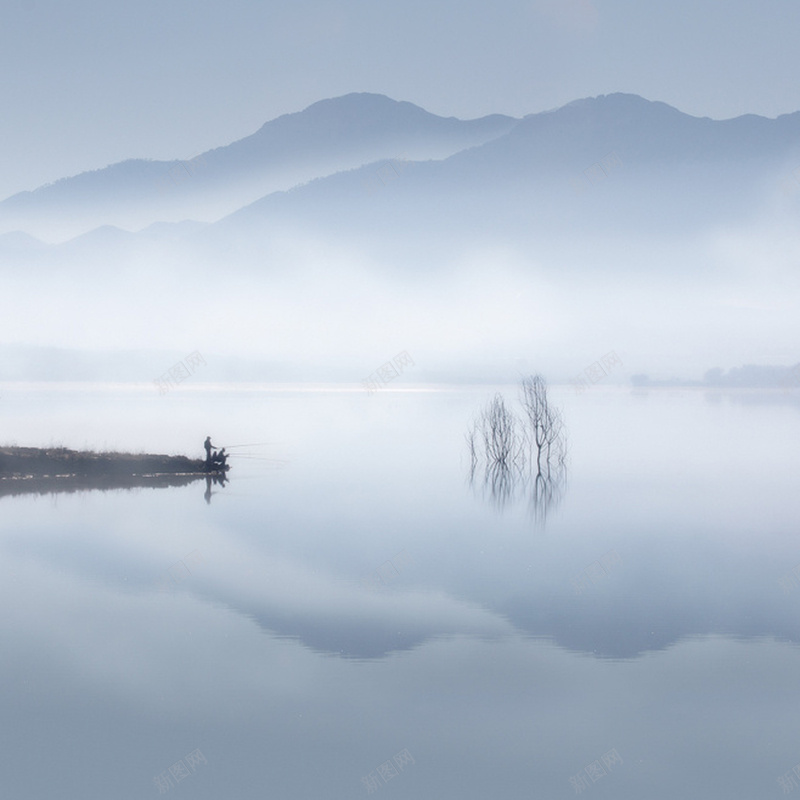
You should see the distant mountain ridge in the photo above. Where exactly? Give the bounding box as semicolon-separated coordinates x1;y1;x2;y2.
214;90;800;250
0;93;518;241
3;91;800;245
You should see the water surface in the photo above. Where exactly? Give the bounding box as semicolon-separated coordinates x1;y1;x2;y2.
2;382;800;798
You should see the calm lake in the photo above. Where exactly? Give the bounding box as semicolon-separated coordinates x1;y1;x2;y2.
2;382;800;799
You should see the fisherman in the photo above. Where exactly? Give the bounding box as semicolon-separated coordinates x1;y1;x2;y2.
203;436;217;465
212;448;228;468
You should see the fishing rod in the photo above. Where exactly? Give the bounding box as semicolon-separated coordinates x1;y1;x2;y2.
229;461;289;469
227;455;288;462
220;442;277;449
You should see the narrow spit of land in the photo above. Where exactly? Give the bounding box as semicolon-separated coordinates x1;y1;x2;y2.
0;446;226;498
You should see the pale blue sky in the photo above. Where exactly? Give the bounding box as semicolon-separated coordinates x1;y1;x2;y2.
2;0;800;199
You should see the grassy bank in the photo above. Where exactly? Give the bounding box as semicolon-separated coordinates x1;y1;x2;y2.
0;446;214;478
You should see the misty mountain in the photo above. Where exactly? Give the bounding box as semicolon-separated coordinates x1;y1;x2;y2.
220;93;800;250
0;93;517;241
5;91;800;251
3;92;800;379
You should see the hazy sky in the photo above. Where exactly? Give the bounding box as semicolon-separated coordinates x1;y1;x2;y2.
2;0;800;200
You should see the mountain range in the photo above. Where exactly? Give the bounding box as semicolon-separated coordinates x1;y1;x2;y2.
3;91;799;384
3;91;800;245
0;93;517;241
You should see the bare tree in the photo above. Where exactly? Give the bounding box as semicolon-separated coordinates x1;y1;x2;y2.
519;375;567;479
466;393;526;510
468;393;524;470
486;394;524;468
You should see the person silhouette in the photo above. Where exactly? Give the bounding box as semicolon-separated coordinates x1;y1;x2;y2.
203;436;217;466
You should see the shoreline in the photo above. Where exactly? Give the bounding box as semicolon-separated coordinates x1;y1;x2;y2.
0;446;229;499
0;445;229;480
